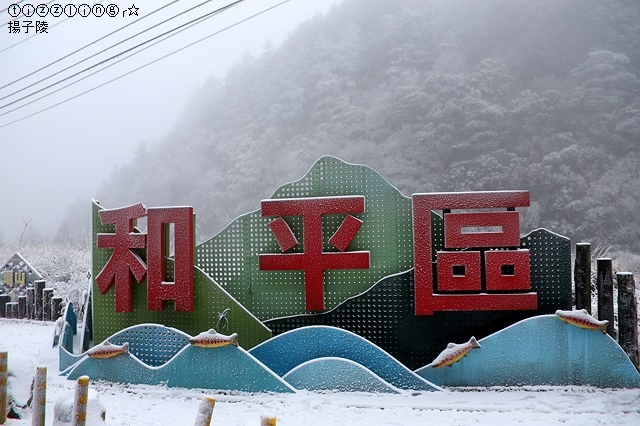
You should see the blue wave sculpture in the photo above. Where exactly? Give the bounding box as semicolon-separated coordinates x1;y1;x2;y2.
249;326;441;391
416;315;640;388
59;323;191;371
66;344;295;393
283;357;401;393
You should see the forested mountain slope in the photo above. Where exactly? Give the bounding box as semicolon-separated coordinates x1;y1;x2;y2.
82;0;639;249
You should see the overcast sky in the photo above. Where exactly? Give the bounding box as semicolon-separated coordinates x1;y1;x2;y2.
0;0;342;242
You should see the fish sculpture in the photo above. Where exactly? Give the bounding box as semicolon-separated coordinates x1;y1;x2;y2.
189;329;239;348
429;336;481;369
555;309;609;333
87;341;129;359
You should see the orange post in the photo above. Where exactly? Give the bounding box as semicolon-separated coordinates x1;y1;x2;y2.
261;414;277;426
72;375;90;426
32;366;47;426
193;396;216;426
0;352;7;424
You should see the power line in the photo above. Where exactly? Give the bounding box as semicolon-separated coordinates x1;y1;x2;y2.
0;0;107;55
0;0;28;16
0;0;55;28
0;0;236;118
0;0;218;97
0;0;292;129
0;0;243;110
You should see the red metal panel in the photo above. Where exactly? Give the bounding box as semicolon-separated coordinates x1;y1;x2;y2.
329;214;363;252
147;207;195;312
268;217;298;252
413;191;530;210
260;196;370;311
485;249;531;291
436;251;482;291
261;196;366;216
96;203;147;312
412;194;435;315
444;212;521;248
412;191;536;316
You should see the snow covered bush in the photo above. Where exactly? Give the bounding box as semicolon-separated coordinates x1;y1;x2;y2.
0;243;91;315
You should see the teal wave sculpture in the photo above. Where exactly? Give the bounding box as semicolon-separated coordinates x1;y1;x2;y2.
416;315;640;388
66;343;295;393
283;357;402;393
249;325;441;391
63;323;295;393
59;323;191;371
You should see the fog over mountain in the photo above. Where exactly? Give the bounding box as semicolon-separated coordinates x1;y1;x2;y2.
59;0;640;250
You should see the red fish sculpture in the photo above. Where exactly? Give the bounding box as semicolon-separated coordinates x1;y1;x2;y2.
188;329;239;348
429;336;481;369
87;341;129;359
555;309;609;333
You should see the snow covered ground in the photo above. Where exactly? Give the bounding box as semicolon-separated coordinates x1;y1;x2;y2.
1;318;640;425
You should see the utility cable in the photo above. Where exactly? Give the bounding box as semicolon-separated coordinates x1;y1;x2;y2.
0;0;166;79
0;0;109;55
0;0;55;28
0;0;291;128
0;0;29;16
0;0;231;118
0;0;219;97
0;0;241;108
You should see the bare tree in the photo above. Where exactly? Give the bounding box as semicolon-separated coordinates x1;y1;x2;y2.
18;218;31;248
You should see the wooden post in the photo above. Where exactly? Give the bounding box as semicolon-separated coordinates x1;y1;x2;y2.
0;352;7;424
596;258;615;337
18;295;27;319
72;375;90;426
574;243;591;312
5;302;18;319
0;294;9;318
261;415;277;426
617;273;638;368
32;366;47;426
52;297;63;322
193;396;216;426
27;287;34;319
34;280;45;320
43;288;53;321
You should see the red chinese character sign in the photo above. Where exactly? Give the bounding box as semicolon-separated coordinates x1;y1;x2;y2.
90;156;572;370
96;203;195;313
412;191;537;316
259;196;371;311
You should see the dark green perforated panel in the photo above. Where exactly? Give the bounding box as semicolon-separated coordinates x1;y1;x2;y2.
196;157;415;320
266;229;572;369
91;201;271;348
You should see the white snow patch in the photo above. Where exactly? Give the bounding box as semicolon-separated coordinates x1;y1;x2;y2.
1;318;639;425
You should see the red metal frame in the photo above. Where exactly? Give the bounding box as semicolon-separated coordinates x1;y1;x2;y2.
259;196;370;311
147;207;195;312
485;249;531;291
96;203;147;312
412;191;537;316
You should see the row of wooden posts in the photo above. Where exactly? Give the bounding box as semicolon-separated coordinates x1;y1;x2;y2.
574;243;639;367
0;280;63;322
0;352;278;425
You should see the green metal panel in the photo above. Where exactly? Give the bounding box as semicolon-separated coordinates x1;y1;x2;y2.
196;156;415;320
91;200;271;348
